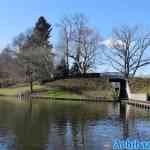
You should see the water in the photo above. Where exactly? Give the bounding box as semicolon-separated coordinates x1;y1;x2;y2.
0;98;150;150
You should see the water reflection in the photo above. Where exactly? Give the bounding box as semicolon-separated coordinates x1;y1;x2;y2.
0;99;149;150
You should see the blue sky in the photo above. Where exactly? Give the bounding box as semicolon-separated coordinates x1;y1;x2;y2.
0;0;150;74
0;0;150;49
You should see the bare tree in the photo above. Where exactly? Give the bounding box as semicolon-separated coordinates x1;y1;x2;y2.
70;14;88;73
58;14;101;74
57;16;73;74
0;46;23;86
69;26;100;73
104;25;150;78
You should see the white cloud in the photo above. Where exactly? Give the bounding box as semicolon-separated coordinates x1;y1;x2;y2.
101;38;114;48
101;37;125;49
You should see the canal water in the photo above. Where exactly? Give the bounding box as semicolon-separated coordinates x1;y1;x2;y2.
0;98;150;150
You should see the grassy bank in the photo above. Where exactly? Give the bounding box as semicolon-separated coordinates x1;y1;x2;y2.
129;77;150;94
0;78;114;100
1;77;150;100
45;78;114;99
35;77;150;99
0;84;43;96
47;89;85;99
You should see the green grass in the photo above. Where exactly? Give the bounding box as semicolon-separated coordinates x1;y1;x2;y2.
47;89;85;99
46;78;114;99
46;77;150;99
0;84;43;96
1;77;150;100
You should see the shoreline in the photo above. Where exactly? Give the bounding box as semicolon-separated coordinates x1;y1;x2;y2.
31;96;116;102
0;94;117;102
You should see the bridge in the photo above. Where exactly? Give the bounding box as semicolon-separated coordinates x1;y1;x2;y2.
109;78;128;100
109;77;147;101
124;99;150;110
109;77;150;110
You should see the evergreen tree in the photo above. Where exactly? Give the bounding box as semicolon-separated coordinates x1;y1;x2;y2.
30;16;53;48
15;16;54;86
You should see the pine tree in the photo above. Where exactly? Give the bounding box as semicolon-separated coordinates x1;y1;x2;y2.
15;16;54;86
30;16;53;48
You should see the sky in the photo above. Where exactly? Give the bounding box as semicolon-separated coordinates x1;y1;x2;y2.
0;0;150;48
0;0;150;74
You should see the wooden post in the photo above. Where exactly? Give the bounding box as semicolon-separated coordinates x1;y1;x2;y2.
30;79;33;93
26;65;33;94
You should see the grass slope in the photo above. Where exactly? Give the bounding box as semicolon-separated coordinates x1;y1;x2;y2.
0;84;43;96
129;77;150;94
1;77;150;100
45;78;114;99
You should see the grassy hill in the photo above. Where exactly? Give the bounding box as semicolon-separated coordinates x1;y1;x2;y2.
45;77;150;99
1;77;150;100
0;84;43;96
129;77;150;94
45;77;114;99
